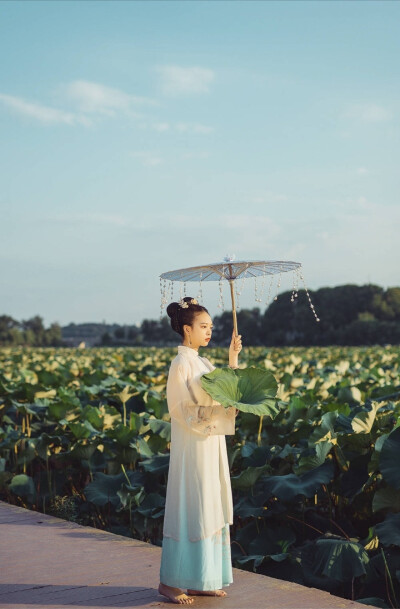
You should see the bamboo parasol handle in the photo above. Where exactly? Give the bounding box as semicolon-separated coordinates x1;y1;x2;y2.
229;279;238;337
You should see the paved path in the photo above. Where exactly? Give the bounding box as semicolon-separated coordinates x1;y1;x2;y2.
0;501;376;609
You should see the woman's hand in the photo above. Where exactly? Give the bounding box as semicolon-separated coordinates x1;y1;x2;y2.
229;329;242;368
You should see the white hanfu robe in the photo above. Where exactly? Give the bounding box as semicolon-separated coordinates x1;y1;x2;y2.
159;344;236;590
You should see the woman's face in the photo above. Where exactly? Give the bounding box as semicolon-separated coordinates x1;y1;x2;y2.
184;311;213;348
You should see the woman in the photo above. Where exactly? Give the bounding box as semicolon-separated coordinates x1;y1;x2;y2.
158;296;242;605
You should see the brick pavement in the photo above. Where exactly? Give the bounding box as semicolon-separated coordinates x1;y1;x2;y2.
0;501;377;609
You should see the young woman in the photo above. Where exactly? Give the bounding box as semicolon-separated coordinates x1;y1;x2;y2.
158;296;242;605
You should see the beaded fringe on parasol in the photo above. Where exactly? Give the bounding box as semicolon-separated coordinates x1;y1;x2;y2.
159;255;319;336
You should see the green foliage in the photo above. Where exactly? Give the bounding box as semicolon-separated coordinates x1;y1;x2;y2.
8;473;35;502
262;462;335;501
303;538;370;582
0;315;63;347
260;284;400;346
5;283;400;348
375;513;400;547
201;366;278;416
1;344;400;605
380;427;400;490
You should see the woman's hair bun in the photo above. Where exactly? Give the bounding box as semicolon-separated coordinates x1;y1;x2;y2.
166;302;180;319
165;297;209;338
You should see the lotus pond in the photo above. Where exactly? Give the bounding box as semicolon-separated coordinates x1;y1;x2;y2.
1;345;400;608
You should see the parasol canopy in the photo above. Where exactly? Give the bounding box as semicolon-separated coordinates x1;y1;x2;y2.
160;254;319;336
160;258;300;282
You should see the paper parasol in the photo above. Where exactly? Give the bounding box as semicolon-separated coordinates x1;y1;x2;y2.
160;255;319;336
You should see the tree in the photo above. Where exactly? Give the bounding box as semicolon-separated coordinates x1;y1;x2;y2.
115;327;125;340
0;315;20;344
101;332;112;345
45;323;63;346
22;316;46;346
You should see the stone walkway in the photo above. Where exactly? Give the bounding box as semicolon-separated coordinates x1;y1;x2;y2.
0;501;376;609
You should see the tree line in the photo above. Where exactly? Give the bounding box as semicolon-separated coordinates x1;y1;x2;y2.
0;315;63;347
1;284;400;348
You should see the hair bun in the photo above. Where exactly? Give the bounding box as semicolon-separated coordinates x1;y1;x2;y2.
166;302;180;319
165;297;208;338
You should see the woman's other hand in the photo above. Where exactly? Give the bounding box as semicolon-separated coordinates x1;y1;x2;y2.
229;330;242;368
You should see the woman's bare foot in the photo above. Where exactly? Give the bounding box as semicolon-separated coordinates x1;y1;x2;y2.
158;583;194;604
187;588;227;597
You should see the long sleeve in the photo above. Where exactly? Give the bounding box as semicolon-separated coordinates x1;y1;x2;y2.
166;359;235;436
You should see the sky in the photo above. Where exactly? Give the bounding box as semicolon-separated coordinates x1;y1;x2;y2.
1;0;399;327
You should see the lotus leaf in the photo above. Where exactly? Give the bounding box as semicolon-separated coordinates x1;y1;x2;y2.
241;444;271;467
351;402;384;434
105;424;138;447
47;402;73;421
234;494;267;518
200;366;278;416
372;486;400;513
2;344;400;609
375;513;400;547
375;433;389;453
304;538;369;582
248;525;296;555
34;433;65;460
236;555;266;570
82;405;104;430
261;461;334;501
8;474;35;502
380;427;400;489
236;553;289;571
294;440;333;475
339;454;370;499
136;492;165;518
140;453;170;474
84;471;143;508
117;482;145;509
136;436;154;459
146;418;171;441
338;386;362;403
355;599;388;609
68;421;99;440
69;443;97;461
16;441;36;467
231;464;270;490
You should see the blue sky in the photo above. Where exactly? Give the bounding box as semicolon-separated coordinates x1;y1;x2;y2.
1;0;399;327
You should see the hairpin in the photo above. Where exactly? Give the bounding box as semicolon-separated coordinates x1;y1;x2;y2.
179;298;198;308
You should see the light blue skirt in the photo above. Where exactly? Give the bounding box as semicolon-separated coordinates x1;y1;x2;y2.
160;523;233;591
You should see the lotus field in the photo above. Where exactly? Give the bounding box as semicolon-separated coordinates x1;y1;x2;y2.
1;345;400;607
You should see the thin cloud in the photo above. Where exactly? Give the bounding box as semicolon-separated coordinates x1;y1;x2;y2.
149;121;213;134
1;81;212;132
343;103;392;123
243;191;288;205
47;212;130;227
0;93;91;126
131;151;163;167
62;80;157;116
45;212;280;237
152;122;170;132
175;122;214;134
181;151;210;160
156;65;215;96
167;214;281;239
